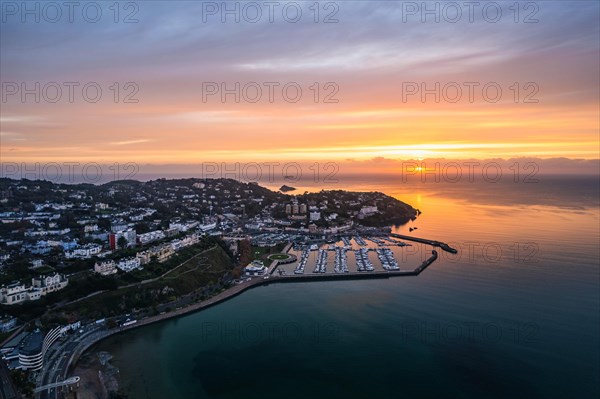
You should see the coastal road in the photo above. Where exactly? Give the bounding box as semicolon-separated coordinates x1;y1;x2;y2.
35;377;80;393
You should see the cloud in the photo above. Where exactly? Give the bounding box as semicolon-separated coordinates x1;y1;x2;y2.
109;139;151;146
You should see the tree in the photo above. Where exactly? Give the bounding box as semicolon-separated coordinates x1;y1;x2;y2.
238;239;252;266
135;222;150;234
98;218;111;231
117;236;128;249
10;370;34;397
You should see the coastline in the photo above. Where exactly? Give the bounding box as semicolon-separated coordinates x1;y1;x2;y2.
69;248;441;370
65;235;453;396
70;351;117;399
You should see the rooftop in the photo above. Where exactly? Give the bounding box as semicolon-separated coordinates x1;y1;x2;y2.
19;330;44;355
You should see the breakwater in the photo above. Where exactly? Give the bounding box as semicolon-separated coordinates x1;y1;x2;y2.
390;233;458;253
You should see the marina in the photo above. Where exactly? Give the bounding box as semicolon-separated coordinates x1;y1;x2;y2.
353;236;367;246
376;247;400;271
275;250;438;281
368;237;386;246
355;248;375;272
313;249;328;273
333;247;349;273
279;235;429;276
293;249;309;275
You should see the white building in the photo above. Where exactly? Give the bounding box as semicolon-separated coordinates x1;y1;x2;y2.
359;206;378;216
170;234;200;251
325;213;338;221
309;211;321;221
169;221;199;233
65;243;102;259
94;260;118;276
0;282;28;305
198;222;217;231
0;274;68;305
137;230;166;245
116;257;142;272
84;224;99;232
32;273;69;295
245;260;267;276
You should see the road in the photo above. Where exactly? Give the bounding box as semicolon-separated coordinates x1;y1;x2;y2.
35;324;105;399
35;377;80;393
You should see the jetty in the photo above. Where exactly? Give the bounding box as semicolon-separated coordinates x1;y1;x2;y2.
390;233;458;253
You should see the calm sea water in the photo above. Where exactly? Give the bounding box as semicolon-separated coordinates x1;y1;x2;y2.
93;177;599;399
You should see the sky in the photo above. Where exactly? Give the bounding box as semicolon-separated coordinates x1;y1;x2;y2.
1;1;599;173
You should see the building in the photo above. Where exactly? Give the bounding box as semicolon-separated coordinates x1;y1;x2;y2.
0;253;10;264
137;243;175;265
0;274;69;305
65;243;102;259
109;228;137;250
164;228;179;238
170;234;200;251
359;206;378;217
32;273;69;295
94;260;118;276
245;260;267;276
17;330;44;370
136;230;166;245
309;211;321;221
116;257;141;272
169;221;199;232
60;240;78;250
1;331;28;368
96;202;109;210
18;327;63;371
299;203;307;214
199;221;217;231
84;224;99;232
0;316;17;333
0;282;28;305
111;222;129;233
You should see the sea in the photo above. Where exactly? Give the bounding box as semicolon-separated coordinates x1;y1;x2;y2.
90;174;599;399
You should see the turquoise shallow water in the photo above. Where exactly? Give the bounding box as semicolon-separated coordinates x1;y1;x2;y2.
93;178;599;399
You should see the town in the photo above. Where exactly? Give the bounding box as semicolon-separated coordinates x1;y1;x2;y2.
0;177;419;302
0;177;425;398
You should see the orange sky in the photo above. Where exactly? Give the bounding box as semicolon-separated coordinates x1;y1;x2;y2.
1;2;599;166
